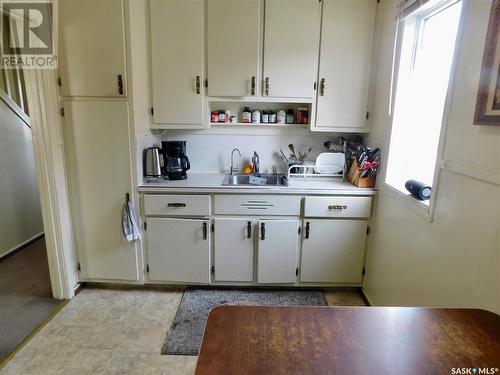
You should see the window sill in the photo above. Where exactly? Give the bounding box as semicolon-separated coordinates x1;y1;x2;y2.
381;183;433;222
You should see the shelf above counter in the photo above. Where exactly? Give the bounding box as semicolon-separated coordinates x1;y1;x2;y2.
210;122;308;128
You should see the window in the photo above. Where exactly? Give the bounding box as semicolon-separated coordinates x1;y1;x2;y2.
386;0;462;205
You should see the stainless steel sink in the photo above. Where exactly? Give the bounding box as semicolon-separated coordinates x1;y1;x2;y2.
222;174;288;186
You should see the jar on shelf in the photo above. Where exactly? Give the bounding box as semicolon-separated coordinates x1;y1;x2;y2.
252;109;261;123
242;107;252;123
261;111;269;123
277;109;286;124
211;111;219;123
286;109;294;124
218;110;226;123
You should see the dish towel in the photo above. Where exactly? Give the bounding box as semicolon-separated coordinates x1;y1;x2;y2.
122;199;141;242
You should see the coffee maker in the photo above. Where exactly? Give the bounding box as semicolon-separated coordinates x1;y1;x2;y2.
162;141;190;180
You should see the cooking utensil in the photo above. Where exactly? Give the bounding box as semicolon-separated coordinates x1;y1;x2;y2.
288;144;298;160
280;149;289;162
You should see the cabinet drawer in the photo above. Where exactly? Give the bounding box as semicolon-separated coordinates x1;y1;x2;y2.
214;195;300;216
304;196;371;218
144;195;210;216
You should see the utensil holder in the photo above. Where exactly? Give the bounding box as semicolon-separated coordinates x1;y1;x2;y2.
347;160;376;188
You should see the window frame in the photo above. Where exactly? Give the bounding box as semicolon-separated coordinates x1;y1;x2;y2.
382;0;465;222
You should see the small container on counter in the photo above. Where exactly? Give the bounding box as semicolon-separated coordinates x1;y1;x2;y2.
218;110;226;123
297;107;308;124
286;109;294;124
225;110;231;123
230;115;237;123
261;111;269;123
211;111;219;123
277;109;286;124
252;109;261;123
269;110;277;123
242;107;252;123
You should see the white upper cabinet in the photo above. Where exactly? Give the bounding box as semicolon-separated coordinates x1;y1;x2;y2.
313;0;377;132
59;0;126;97
207;0;262;97
150;0;204;126
263;0;320;98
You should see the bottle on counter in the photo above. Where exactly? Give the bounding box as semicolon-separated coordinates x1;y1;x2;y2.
252;109;261;123
286;109;294;124
242;107;252;123
277;109;286;124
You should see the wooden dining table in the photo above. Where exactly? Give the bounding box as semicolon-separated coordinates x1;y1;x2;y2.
195;305;500;375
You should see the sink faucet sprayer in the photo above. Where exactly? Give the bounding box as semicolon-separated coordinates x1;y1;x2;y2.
230;148;241;175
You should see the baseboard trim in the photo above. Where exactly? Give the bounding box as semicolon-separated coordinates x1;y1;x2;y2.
0;233;45;261
361;288;373;306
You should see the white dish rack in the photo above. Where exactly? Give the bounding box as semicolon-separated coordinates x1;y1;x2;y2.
287;163;345;181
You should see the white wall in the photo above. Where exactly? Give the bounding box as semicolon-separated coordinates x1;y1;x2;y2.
0;99;44;257
364;0;500;314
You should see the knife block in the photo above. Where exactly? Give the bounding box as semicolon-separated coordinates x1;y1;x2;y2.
347;160;376;188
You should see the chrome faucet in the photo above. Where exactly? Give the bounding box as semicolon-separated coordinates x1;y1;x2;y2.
252;151;260;174
230;148;241;175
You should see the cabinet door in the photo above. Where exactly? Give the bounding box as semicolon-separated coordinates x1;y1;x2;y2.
214;218;255;282
314;0;376;131
64;101;139;281
146;218;210;283
263;0;320;98
59;0;126;97
300;219;367;283
150;0;204;125
257;220;299;283
207;0;261;97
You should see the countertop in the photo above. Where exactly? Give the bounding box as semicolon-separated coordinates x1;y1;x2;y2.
138;173;377;196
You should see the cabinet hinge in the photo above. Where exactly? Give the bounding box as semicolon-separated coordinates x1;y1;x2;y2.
362;267;366;276
146;264;150;273
204;78;208;88
296;267;299;276
298;226;302;235
144;221;147;231
60;107;65;117
366;111;370;120
77;262;81;272
211;223;214;233
57;77;62;86
366;226;371;235
150;107;154;116
313;81;317;90
211;265;215;274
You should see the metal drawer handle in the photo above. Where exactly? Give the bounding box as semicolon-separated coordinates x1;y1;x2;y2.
167;203;186;208
247;221;252;239
305;222;310;239
260;222;265;240
328;205;347;210
202;222;208;240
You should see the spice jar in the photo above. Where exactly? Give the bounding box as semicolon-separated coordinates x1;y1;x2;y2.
277;109;286;124
252;109;261;123
211;111;219;123
269;110;277;123
286;109;294;124
218;110;226;123
262;111;269;123
242;107;252;123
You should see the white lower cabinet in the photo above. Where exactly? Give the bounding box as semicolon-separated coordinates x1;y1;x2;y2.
146;218;210;283
300;219;367;283
257;220;300;284
214;218;255;282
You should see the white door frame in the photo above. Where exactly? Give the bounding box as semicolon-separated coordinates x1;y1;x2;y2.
24;68;78;300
